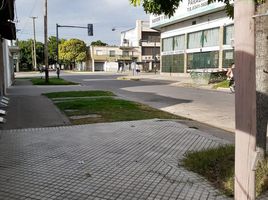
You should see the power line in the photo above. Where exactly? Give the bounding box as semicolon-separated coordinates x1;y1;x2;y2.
19;0;39;35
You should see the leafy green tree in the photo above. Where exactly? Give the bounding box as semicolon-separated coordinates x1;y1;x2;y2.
48;36;66;65
59;38;87;69
48;36;57;65
17;40;32;71
91;40;108;46
35;41;44;66
17;40;44;71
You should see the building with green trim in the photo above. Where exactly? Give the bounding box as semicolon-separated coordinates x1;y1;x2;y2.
150;0;234;75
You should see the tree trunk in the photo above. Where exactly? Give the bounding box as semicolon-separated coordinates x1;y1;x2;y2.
255;2;268;158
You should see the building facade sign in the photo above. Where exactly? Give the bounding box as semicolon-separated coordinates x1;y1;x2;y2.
187;0;208;12
150;0;226;29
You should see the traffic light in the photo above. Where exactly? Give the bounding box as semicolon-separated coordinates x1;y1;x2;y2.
88;24;93;36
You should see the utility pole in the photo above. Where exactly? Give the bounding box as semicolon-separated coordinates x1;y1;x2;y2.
234;1;257;199
44;0;49;82
56;24;59;68
30;16;37;71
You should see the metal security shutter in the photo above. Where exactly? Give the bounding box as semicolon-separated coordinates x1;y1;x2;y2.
94;62;104;71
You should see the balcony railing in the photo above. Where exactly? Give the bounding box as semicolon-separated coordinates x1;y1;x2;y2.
92;55;133;61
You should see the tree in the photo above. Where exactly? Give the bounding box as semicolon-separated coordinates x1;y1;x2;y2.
17;40;32;71
48;36;57;65
48;36;65;65
59;38;87;69
35;41;44;66
91;40;108;46
17;40;44;71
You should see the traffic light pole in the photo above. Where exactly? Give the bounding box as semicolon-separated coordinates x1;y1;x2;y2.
44;0;49;83
56;24;93;68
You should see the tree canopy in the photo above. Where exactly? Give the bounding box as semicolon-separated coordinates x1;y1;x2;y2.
91;40;108;46
17;40;44;71
48;36;66;65
59;38;87;64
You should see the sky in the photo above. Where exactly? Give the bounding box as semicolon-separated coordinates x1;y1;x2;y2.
15;0;149;46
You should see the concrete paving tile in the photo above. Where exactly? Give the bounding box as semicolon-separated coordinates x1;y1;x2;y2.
0;119;240;200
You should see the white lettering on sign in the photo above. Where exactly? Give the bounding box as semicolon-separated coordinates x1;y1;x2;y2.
187;0;208;12
152;15;169;24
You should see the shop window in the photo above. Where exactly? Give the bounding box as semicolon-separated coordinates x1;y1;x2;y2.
188;31;203;49
187;51;219;69
174;35;185;51
203;28;219;47
223;49;234;68
224;25;234;45
188;28;220;49
162;37;173;52
162;54;184;73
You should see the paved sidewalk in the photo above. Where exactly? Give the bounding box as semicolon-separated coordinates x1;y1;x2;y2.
0;119;233;200
1;79;71;130
0;73;267;199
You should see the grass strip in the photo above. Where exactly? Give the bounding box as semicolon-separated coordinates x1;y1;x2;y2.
212;80;230;89
182;145;268;197
44;90;115;98
31;77;78;85
53;97;185;125
45;90;188;125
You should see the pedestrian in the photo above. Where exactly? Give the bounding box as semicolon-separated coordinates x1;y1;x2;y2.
131;59;137;76
226;63;235;92
56;67;60;79
136;65;140;75
117;61;121;73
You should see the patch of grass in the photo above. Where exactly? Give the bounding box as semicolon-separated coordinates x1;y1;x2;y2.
182;145;268;197
212;80;230;89
52;96;184;125
31;77;78;85
45;90;188;125
44;91;115;98
117;77;140;81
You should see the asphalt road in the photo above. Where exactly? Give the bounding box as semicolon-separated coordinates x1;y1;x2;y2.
62;73;235;133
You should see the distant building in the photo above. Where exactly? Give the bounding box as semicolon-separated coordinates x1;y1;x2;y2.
87;45;139;72
150;0;234;75
120;20;161;72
